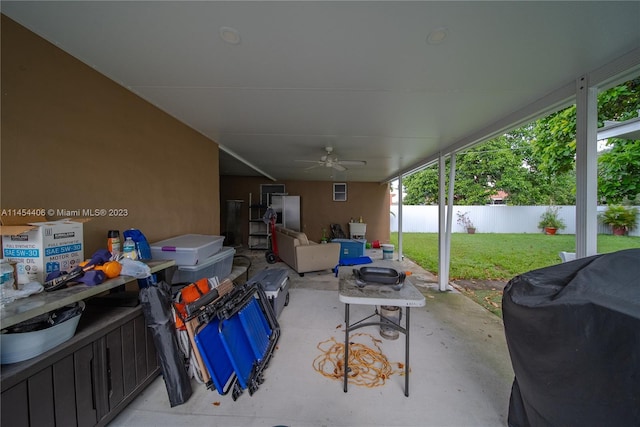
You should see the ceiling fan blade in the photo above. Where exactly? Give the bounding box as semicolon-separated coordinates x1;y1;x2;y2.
337;160;367;166
296;148;365;172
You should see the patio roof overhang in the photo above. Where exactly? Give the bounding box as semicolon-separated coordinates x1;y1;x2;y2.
598;116;640;141
392;49;640;291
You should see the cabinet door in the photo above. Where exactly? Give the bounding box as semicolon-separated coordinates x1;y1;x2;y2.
74;343;98;427
121;319;137;397
106;328;124;410
1;381;29;427
27;367;55;427
1;357;82;427
134;316;148;382
53;354;79;427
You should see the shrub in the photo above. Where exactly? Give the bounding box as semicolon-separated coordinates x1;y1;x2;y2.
456;211;475;229
600;205;639;232
538;206;566;231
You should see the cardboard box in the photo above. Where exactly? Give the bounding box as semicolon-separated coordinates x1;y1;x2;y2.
1;215;87;284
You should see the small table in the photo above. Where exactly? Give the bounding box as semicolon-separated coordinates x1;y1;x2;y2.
1;260;175;329
338;261;426;396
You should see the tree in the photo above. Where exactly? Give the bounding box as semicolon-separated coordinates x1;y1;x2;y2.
454;137;530;205
402;133;575;205
403;166;439;205
532;77;640;202
403;79;639;206
598;138;640;204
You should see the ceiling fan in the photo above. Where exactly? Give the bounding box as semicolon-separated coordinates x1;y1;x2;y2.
295;146;367;171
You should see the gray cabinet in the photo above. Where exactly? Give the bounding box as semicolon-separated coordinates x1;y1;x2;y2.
271;195;300;231
0;304;160;427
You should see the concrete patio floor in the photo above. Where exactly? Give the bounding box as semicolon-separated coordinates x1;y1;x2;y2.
109;247;514;427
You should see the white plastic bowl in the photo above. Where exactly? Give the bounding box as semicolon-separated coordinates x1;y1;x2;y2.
1;301;84;364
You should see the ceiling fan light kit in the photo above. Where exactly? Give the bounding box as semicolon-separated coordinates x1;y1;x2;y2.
295;146;366;171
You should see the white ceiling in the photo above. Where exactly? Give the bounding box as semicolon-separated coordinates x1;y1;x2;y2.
3;1;640;182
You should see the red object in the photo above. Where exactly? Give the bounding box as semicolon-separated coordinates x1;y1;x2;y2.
269;215;279;256
372;240;381;249
265;214;281;264
175;278;210;330
613;226;626;236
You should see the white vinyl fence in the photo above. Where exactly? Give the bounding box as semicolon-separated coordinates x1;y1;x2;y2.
390;205;640;237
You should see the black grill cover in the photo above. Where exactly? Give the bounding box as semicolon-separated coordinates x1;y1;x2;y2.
502;249;640;427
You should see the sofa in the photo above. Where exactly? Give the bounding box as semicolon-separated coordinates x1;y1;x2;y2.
274;226;340;276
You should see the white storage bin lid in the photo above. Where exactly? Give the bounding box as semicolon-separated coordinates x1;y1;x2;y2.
150;234;224;265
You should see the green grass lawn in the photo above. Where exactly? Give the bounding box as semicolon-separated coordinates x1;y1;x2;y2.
391;232;640;281
391;232;639;318
462;289;504;318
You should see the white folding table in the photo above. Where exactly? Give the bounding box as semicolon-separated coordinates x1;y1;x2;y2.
338;262;426;396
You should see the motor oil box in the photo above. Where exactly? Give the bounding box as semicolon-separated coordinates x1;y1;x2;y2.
247;268;290;318
0;215;87;285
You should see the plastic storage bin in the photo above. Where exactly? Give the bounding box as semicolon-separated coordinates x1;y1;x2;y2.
151;234;224;266
332;238;366;260
170;247;235;284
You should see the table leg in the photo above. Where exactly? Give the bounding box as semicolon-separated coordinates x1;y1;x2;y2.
344;303;350;392
405;307;410;397
344;301;348;323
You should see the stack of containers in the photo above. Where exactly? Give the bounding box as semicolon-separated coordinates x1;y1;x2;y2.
150;234;235;284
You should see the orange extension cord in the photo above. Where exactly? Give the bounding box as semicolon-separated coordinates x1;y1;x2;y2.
312;332;404;388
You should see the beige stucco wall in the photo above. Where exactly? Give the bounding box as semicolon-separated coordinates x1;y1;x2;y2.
220;176;391;245
1;15;220;255
1;15;390;260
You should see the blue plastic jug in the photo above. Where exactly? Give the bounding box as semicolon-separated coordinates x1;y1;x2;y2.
123;228;152;260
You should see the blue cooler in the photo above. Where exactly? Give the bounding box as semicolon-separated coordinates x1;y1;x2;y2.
332;238;366;260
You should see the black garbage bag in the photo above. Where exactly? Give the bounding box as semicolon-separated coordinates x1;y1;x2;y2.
139;280;192;407
502;248;640;427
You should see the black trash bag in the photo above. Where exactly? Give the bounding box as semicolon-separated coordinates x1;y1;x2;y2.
502;248;640;427
139;280;192;407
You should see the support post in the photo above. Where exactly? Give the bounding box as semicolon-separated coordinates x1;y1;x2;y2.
397;175;403;261
438;154;448;291
445;154;456;284
575;75;599;258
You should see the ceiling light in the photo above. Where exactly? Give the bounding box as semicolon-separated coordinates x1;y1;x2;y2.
427;28;448;45
220;26;240;45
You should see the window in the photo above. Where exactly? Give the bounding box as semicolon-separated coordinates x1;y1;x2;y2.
260;184;286;205
333;183;347;201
